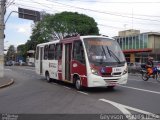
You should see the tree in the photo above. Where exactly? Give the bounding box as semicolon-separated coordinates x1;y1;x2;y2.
17;44;26;58
50;12;99;38
30;11;99;43
19;11;99;59
6;45;16;61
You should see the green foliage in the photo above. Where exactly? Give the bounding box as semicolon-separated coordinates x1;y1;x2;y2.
6;45;16;61
50;12;99;38
30;11;99;43
18;12;99;58
17;44;26;58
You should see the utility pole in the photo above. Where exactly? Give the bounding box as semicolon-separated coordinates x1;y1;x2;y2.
0;0;6;77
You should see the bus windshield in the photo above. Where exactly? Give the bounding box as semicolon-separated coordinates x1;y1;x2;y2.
84;38;126;66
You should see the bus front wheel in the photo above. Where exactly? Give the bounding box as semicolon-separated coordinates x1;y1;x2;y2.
75;78;82;90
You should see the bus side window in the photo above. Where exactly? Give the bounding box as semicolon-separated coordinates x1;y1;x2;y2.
44;45;48;60
55;43;62;60
36;47;39;60
48;44;55;60
73;41;85;64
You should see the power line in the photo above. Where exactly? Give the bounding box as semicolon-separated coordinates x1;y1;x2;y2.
62;0;160;4
13;3;59;13
45;0;160;23
13;3;159;32
17;0;160;21
14;0;160;26
10;0;160;32
20;0;160;18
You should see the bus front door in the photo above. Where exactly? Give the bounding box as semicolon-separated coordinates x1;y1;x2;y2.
65;43;72;81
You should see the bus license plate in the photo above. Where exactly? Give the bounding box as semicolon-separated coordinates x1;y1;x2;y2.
113;67;122;72
108;82;117;86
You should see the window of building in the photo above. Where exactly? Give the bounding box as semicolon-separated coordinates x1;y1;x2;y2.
123;37;125;50
44;45;48;60
144;34;148;48
126;37;129;49
48;44;55;60
135;36;139;49
140;34;144;48
129;36;132;49
133;36;136;49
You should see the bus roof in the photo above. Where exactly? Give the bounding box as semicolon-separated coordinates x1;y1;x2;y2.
36;35;114;47
80;35;113;40
37;40;60;47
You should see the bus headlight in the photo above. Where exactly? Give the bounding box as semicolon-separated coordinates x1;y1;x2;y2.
91;68;99;75
123;67;128;75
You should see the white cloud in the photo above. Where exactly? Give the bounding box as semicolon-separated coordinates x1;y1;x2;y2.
17;24;31;35
6;22;32;35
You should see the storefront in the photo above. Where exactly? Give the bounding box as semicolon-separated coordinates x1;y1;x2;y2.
115;30;160;63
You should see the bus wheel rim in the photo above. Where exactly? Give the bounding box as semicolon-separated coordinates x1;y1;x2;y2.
76;79;81;89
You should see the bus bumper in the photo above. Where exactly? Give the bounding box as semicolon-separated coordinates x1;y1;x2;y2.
87;73;128;87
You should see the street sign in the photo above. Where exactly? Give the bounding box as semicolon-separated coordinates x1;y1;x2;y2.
18;8;40;22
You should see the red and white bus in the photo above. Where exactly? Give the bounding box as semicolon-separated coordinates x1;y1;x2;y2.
35;35;128;90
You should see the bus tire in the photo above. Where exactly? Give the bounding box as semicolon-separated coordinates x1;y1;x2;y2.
75;77;82;90
45;71;51;83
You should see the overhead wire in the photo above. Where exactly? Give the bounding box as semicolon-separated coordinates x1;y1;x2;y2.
16;0;160;27
9;0;160;32
20;0;160;19
63;0;160;4
45;0;160;23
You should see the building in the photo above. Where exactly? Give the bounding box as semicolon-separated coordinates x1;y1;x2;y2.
114;29;160;63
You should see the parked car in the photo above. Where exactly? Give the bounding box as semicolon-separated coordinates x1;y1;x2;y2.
128;62;143;73
5;60;13;66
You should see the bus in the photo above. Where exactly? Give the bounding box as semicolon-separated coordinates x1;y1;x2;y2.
35;35;128;90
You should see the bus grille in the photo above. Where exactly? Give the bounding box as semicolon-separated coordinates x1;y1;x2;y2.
112;72;121;76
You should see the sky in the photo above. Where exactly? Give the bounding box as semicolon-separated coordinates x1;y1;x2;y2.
4;0;160;50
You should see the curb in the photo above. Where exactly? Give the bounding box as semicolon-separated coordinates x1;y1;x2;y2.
0;79;14;89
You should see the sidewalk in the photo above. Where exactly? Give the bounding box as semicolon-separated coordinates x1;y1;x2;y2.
0;75;14;89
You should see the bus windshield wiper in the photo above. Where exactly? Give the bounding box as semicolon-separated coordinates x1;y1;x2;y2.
106;46;121;64
99;46;106;65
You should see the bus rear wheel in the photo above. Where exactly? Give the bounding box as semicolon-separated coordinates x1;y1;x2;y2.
45;72;52;83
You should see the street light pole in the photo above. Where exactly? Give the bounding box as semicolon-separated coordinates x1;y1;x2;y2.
0;0;6;77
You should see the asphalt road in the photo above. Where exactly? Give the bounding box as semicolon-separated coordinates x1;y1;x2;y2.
0;66;160;120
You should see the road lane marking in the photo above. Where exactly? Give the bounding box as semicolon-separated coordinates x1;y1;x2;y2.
99;99;159;119
129;78;158;84
77;91;89;95
99;99;133;120
120;85;160;95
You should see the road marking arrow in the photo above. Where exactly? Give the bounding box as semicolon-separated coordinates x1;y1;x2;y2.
99;98;159;120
